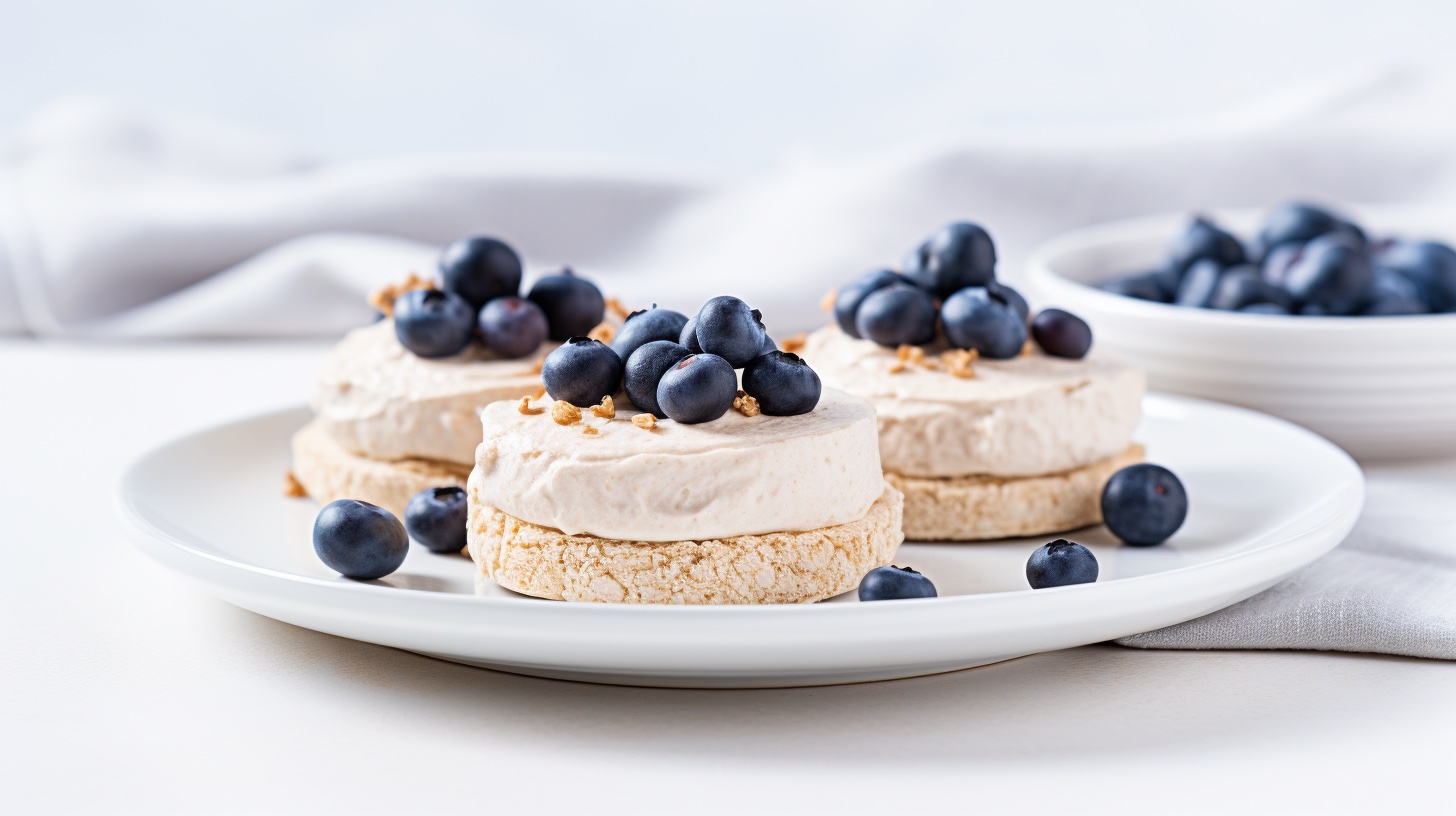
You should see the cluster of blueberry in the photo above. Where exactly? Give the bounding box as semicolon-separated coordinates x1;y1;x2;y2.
1102;203;1456;316
836;221;1094;360
392;236;606;358
312;486;468;580
541;295;822;424
858;463;1188;600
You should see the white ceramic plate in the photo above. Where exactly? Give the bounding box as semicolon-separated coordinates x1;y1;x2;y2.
118;395;1363;688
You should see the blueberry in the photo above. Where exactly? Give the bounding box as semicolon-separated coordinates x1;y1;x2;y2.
1101;464;1188;547
1030;308;1092;359
941;286;1027;358
1299;303;1330;316
541;336;623;406
611;306;689;363
987;281;1030;322
1283;233;1373;315
623;340;691;417
476;296;548;359
1098;271;1173;302
438;236;522;310
904;222;997;297
1256;202;1362;258
393;288;476;358
854;283;937;347
679;315;703;353
313;499;408;580
1239;302;1292;315
694;296;767;367
1360;266;1430;316
833;269;902;338
1026;540;1099;589
1206;265;1291;311
1175;258;1224;307
656;353;738;424
1169;216;1246;276
742;351;822;416
759;331;779;354
403;486;468;554
528;268;606;341
1260;243;1305;289
1375;240;1456;313
857;565;937;601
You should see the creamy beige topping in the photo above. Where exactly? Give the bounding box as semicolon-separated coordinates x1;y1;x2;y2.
313;320;550;465
802;327;1145;478
473;388;884;542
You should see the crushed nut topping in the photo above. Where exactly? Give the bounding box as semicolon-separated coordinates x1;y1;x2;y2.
532;385;546;399
588;322;616;343
582;425;599;435
942;348;978;378
780;332;808;353
1021;339;1036;356
819;288;838;313
605;297;632;321
590;395;616;418
551;401;582;425
282;470;308;498
892;344;936;369
733;390;761;417
367;272;435;316
632;413;658;430
888;360;908;374
517;396;544;415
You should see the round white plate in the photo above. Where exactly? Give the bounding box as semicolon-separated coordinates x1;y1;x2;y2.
118;395;1363;688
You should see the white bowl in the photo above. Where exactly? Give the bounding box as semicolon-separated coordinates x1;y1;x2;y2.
1027;209;1456;461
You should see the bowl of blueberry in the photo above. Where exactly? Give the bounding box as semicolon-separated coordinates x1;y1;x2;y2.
1027;202;1456;460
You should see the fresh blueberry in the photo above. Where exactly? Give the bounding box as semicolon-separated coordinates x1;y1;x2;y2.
694;296;767;367
1239;302;1292;315
1168;216;1246;276
678;315;703;353
1299;303;1331;316
623;340;691;417
312;499;408;580
1260;242;1305;289
759;331;779;354
541;336;623;406
611;306;689;363
393;288;476;358
528;268;606;341
742;351;822;416
941;286;1027;358
476;296;548;359
987;281;1030;323
1098;271;1173;302
1359;266;1430;316
1256;202;1363;258
1283;232;1373;315
439;236;522;310
834;269;902;338
1026;540;1099;589
854;283;937;347
656;353;738;424
404;486;468;555
1375;240;1456;313
904;222;997;297
858;565;937;601
1175;258;1224;307
1206;265;1292;311
1101;464;1188;547
1030;308;1092;359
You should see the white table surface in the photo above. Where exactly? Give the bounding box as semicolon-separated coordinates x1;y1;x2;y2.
2;338;1450;815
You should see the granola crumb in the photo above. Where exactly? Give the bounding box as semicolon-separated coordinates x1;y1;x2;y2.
942;348;978;378
888;360;908;374
1021;339;1036;356
529;359;545;375
605;297;632;321
632;413;657;430
780;332;808;353
590;395;616;418
588;322;616;343
551;401;582;425
532;385;546;399
282;470;308;498
582;425;599;435
517;396;544;415
820;288;838;313
733;390;761;417
367;272;435;316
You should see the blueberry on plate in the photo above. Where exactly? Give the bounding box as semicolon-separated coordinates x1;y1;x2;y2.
1175;258;1224;307
694;296;767;367
1283;232;1373;315
1239;302;1292;315
313;499;409;580
656;353;738;424
528;268;606;341
1098;271;1173;302
1026;540;1099;589
1101;463;1188;547
834;269;902;338
858;565;937;601
541;336;623;406
904;222;997;297
1360;266;1431;316
742;351;822;416
941;286;1027;358
1206;265;1291;311
439;236;523;310
404;486;468;554
1256;202;1363;258
987;281;1030;322
678;315;703;353
1260;242;1305;289
393;288;477;358
610;305;689;363
1030;308;1092;359
854;283;937;347
623;340;691;417
1375;240;1456;313
1168;216;1246;276
477;296;549;359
